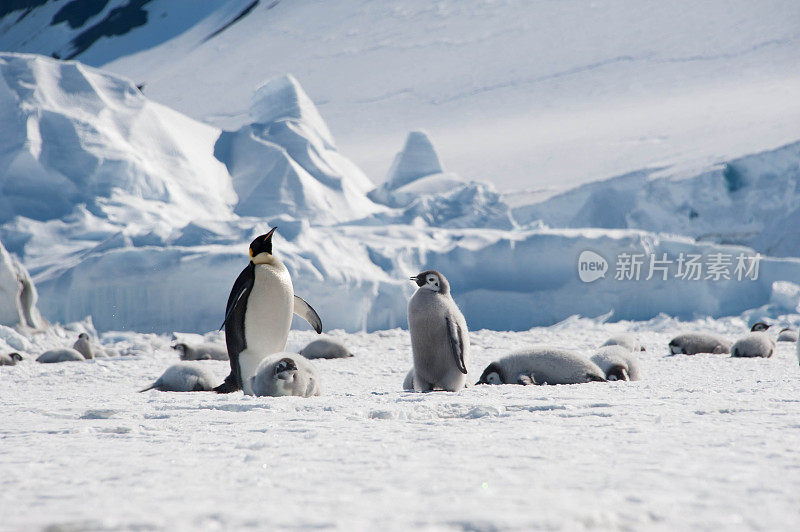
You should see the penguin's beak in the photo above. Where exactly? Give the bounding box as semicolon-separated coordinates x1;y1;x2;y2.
409;274;425;287
265;226;277;241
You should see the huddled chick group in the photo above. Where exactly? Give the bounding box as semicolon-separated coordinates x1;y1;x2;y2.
668;322;790;359
139;337;349;395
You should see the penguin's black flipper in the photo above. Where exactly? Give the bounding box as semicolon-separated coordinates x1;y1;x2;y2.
220;263;255;331
446;316;468;374
219;263;255;393
293;295;322;334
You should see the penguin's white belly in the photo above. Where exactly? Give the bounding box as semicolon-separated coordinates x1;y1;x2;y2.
240;264;294;395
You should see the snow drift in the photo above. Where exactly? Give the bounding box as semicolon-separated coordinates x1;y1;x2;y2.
0;52;235;239
366;131;515;229
514;140;800;257
214;74;381;224
33;223;800;333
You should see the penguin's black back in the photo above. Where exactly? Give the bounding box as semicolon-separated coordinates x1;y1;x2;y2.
215;262;255;393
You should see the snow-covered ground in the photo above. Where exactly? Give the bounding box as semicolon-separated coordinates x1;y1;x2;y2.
2;317;800;530
1;3;799;531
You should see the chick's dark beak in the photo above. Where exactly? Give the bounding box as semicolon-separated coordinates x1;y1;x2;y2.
410;274;425;287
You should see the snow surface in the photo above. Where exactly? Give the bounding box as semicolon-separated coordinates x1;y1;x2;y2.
3;316;800;530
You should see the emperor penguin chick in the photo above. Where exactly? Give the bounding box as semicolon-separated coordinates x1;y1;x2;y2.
591;345;642;381
668;333;731;355
140;363;220;392
250;353;321;397
477;348;606;385
601;334;645;352
72;333;95;360
299;338;353;359
0;352;23;366
731;333;775;358
36;348;85;363
172;342;228;361
407;270;469;392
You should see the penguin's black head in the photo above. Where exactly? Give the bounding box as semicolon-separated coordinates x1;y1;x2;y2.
250;227;277;264
78;333;89;340
476;362;504;385
605;364;630;382
171;343;188;359
410;270;449;294
274;357;298;377
750;321;770;332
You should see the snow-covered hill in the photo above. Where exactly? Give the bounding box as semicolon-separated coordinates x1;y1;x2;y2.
515;141;800;257
3;1;799;193
2;52;800;333
0;52;235;255
215;74;382;224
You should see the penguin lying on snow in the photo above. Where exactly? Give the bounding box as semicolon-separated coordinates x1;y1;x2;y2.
731;333;775;358
590;345;641;381
601;334;645;352
477;348;606;385
36;348;85;363
299;338;352;359
172;342;228;361
0;352;23;366
777;328;798;342
140;363;220;392
216;228;323;395
668;333;731;355
250;353;321;397
750;322;771;332
407;270;469;392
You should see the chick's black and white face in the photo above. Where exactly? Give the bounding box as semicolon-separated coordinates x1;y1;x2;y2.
172;344;187;359
484;371;503;385
274;358;297;380
418;273;441;292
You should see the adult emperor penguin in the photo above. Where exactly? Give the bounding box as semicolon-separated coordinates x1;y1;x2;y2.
407;270;469;392
215;228;323;395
